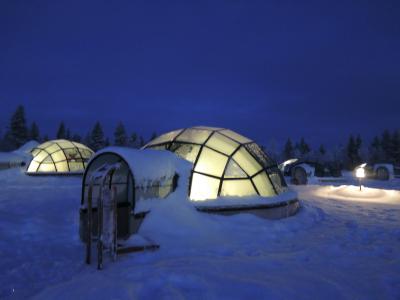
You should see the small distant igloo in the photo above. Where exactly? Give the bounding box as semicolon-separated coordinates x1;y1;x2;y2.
26;139;94;175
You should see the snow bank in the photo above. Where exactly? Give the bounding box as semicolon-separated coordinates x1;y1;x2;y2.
0;141;38;168
193;189;297;208
312;184;400;204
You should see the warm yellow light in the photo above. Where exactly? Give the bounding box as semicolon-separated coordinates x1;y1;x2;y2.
356;167;365;178
190;173;219;201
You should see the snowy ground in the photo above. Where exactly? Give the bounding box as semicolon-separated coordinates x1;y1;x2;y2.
0;168;399;299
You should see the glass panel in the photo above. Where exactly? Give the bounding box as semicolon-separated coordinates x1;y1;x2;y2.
51;150;66;162
206;132;239;155
56;140;75;148
232;147;262;176
64;148;81;160
146;129;183;146
252;172;275;197
27;160;39;172
69;162;85;172
34;150;49;162
147;145;167;151
192;126;222;131
72;142;90;150
42;155;53;163
224;159;247;178
220;130;252;144
172;143;200;163
220;179;256;197
79;149;94;159
268;167;288;193
190;173;219;200
37;141;52;149
55;161;69;172
194;147;228;177
45;143;61;154
31;148;41;156
38;163;56;172
176;129;211;144
244;143;275;168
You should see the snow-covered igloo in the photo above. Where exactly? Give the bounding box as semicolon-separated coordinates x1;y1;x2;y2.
26;139;94;175
80;147;184;241
143;126;298;216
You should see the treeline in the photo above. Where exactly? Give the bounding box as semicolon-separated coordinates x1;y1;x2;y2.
277;130;400;170
0;105;154;152
1;105;399;170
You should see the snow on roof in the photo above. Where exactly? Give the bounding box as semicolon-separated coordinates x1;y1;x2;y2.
94;147;192;183
0;141;38;165
13;140;39;155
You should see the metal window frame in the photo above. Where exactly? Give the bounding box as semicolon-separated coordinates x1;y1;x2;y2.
143;127;284;199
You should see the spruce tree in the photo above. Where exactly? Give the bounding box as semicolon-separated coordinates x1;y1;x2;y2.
346;134;362;169
346;135;355;168
72;134;82;142
29;122;40;141
89;122;106;151
369;136;381;163
381;129;391;161
355;134;362;165
8;105;28;148
319;144;326;156
56;122;66;139
298;137;310;159
114;122;127;146
129;133;138;148
391;130;400;164
65;129;71;140
283;138;294;160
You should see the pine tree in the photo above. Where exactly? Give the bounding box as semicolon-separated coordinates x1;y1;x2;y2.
56;122;66;139
88;122;106;151
66;129;71;140
297;137;310;159
391;130;400;164
29;122;40;141
346;135;355;168
319;144;326;156
381;129;391;161
346;134;362;169
283;138;294;160
129;132;138;148
114;122;127;146
369;136;381;163
8;105;28;148
355;134;362;165
72;134;82;142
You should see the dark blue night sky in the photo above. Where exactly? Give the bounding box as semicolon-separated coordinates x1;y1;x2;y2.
1;0;399;147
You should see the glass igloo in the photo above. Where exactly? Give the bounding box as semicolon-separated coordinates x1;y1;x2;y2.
26;139;94;174
143;126;287;200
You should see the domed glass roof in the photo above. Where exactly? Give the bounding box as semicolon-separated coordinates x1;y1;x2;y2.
26;139;94;174
144;126;287;200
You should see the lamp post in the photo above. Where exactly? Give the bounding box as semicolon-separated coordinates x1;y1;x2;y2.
355;164;366;191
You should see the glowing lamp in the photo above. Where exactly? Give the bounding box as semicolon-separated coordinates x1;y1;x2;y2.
355;167;365;178
355;163;367;191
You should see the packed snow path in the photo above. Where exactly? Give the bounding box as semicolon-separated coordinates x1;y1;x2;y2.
0;169;399;299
